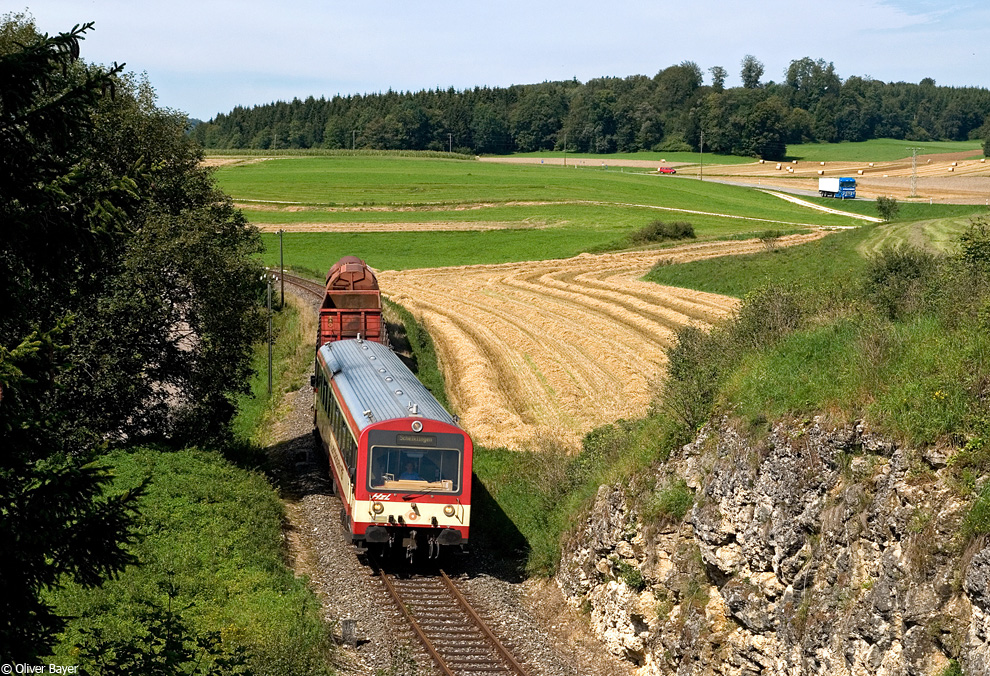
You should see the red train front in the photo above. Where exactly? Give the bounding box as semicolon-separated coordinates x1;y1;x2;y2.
314;337;471;561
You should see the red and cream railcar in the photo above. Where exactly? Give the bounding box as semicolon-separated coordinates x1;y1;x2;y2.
314;337;471;560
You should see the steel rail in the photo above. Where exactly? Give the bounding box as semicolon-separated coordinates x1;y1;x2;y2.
378;570;458;676
278;271;325;299
439;569;531;676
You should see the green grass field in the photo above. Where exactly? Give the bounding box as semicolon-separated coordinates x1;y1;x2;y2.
215;156;856;222
646;209;989;300
504;150;754;165
211;154;873;273
503;139;985;165
646;225;874;298
784;138;983;162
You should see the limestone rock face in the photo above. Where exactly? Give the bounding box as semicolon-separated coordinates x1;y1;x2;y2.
557;417;988;676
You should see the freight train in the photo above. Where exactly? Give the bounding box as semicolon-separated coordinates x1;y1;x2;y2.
313;257;471;561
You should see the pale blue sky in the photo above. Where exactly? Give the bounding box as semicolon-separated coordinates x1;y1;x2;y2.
18;1;990;121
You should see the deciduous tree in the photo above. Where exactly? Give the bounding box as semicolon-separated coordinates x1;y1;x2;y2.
741;54;765;89
0;16;263;657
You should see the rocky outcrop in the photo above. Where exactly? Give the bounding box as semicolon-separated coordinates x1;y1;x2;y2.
557;416;988;675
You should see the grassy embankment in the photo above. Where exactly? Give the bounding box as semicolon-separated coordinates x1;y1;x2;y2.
45;299;334;674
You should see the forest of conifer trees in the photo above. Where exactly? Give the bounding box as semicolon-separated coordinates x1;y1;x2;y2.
190;57;990;160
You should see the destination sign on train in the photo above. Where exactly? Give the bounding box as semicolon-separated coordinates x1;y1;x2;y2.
396;433;437;446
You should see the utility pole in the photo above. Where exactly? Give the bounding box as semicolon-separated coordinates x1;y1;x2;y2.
699;130;705;181
907;147;921;197
267;275;273;395
448;133;453;153
563;132;567;167
352;130;356;150
277;229;285;308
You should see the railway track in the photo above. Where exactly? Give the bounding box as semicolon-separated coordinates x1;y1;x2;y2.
378;568;532;676
278;270;325;299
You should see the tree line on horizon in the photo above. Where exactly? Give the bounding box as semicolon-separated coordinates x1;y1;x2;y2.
190;56;990;161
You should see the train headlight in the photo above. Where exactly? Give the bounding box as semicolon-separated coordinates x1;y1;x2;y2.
372;501;384;515
411;420;423;433
443;505;456;517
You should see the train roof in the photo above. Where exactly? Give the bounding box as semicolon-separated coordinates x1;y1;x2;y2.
317;339;457;432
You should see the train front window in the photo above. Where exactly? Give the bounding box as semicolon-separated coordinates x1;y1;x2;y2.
369;447;461;493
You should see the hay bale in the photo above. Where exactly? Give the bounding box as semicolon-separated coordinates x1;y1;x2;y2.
817;170;824;175
857;169;864;175
775;163;781;170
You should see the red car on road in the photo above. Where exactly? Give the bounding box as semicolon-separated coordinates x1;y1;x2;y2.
658;167;676;174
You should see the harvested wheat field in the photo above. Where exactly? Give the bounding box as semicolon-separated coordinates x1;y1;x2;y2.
378;233;825;451
705;151;990;204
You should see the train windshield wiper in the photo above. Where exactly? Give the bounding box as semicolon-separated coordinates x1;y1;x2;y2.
402;489;437;501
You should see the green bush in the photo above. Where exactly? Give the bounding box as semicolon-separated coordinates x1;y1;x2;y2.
940;658;963;676
876;195;900;222
960;216;990;273
630;220;696;245
614;559;647;591
863;246;941;320
643;479;694;524
661;325;732;433
733;283;806;350
964;484;990;538
46;448;334;675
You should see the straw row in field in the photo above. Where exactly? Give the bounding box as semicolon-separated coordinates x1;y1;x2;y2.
378;233;824;450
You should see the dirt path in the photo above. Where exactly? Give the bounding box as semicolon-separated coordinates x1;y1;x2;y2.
378;233;825;451
761;190;883;223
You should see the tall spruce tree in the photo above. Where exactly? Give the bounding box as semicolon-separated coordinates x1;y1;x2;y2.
0;17;264;657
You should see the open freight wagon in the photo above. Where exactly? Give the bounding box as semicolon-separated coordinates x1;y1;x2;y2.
319;256;388;347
